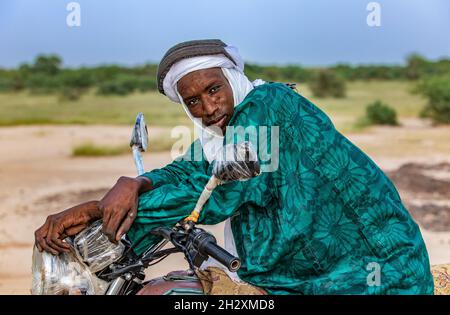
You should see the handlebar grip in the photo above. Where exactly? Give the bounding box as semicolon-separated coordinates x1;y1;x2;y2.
190;230;241;272
200;241;241;272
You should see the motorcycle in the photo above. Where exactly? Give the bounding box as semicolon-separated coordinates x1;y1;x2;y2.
31;113;261;295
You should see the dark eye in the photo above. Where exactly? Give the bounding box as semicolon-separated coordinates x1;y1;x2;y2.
187;98;199;107
209;85;221;94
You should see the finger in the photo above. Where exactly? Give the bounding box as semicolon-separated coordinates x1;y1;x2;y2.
50;235;70;252
101;207;113;235
35;232;47;253
51;222;71;248
102;208;115;241
48;224;71;252
35;221;49;242
39;236;59;255
46;237;68;254
46;222;68;254
104;208;128;242
35;223;53;254
59;217;88;240
64;224;88;237
115;207;137;241
34;227;47;252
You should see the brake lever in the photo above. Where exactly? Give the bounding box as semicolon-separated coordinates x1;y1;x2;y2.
101;260;145;281
150;227;174;240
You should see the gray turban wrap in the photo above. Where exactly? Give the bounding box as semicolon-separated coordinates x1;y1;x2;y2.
156;39;241;99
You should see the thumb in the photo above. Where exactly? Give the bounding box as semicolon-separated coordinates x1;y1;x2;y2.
64;224;88;237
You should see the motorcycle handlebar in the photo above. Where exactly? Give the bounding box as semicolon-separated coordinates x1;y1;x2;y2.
191;230;241;272
150;227;172;240
201;241;241;272
148;227;241;272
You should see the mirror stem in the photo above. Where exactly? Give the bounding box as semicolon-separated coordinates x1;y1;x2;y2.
184;176;221;229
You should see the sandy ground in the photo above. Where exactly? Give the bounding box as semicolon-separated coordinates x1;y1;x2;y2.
0;122;449;294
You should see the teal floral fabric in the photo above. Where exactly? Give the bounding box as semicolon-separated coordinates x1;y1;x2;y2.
127;83;434;295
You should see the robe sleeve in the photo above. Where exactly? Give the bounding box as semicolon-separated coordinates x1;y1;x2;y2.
127;84;290;255
140;140;208;188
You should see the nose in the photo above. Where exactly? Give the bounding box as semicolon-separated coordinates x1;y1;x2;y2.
202;94;219;118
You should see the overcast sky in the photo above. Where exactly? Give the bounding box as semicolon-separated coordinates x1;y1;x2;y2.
0;0;449;68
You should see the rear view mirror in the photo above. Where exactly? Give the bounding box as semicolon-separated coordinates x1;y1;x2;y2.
130;113;148;175
129;112;148;152
212;142;260;182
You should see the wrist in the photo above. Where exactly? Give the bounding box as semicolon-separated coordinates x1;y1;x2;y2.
117;175;135;185
136;176;153;194
84;200;102;220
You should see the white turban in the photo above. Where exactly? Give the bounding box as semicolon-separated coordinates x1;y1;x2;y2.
162;45;246;103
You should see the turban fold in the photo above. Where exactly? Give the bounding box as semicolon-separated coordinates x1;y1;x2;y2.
158;39;246;103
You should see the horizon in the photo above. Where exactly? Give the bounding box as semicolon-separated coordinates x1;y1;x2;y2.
2;52;446;70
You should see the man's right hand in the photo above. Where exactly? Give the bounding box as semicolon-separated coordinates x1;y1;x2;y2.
100;176;152;243
34;201;101;255
35;175;152;255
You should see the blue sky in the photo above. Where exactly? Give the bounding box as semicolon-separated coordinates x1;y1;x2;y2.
0;0;449;68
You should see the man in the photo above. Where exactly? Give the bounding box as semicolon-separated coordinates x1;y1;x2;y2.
35;39;434;294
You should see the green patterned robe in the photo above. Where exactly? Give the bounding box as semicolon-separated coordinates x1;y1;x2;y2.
128;83;434;295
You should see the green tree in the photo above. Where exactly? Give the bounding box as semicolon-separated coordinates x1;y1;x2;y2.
416;75;450;124
97;74;140;95
309;70;346;98
405;53;428;80
32;55;62;75
365;100;399;126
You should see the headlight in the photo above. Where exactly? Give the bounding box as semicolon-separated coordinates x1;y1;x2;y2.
31;246;98;295
31;220;123;295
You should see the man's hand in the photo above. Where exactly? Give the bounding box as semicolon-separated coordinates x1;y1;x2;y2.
35;201;101;255
100;176;152;243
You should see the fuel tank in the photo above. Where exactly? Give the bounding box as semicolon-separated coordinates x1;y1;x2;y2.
136;270;203;295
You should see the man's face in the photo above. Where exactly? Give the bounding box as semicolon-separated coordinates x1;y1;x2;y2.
177;68;234;134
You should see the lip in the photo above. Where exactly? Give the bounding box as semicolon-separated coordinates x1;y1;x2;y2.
207;115;227;129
